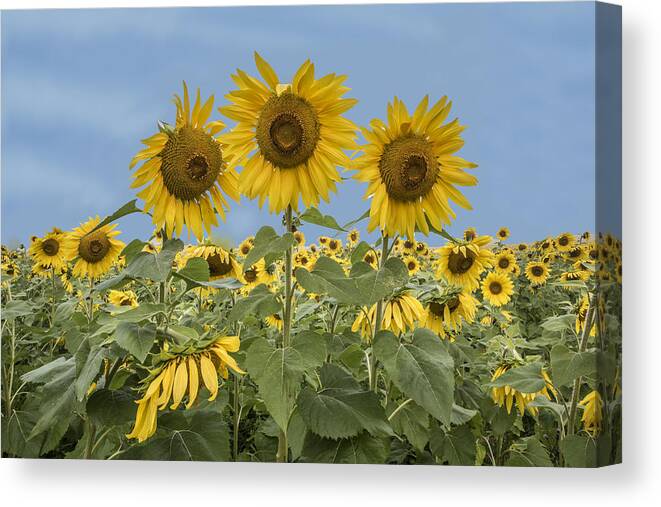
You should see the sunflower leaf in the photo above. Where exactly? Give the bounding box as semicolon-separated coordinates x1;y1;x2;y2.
92;199;142;232
550;344;597;387
301;431;389;464
373;328;455;426
243;226;295;268
487;362;546;393
299;207;346;232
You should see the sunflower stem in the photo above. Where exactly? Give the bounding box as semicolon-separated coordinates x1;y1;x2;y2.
87;278;95;322
369;234;389;392
567;291;596;437
277;205;295;463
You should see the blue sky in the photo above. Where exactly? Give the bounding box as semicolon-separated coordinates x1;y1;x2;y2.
1;2;600;247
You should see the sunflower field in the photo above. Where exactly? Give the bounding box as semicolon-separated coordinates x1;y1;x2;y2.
1;53;621;466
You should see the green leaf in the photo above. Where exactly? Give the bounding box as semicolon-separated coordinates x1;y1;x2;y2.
342;208;370;231
119;410;230;461
388;400;429;451
550;344;598;387
176;257;210;283
299;207;346;232
488;362;546;393
301;431;389;464
506;436;553;467
430;424;476;465
541;314;576;332
74;343;110;401
374;328;455;426
91;199;142;232
244;332;326;432
113;322;157;363
87;389;137;426
228;285;281;322
297;383;392;440
2;300;34;320
21;357;74;385
295;256;408;307
350;241;373;264
243;226;295;268
120;239;147;264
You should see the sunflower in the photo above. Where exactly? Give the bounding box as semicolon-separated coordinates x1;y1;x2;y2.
363;250;379;269
130;82;240;241
354;95;477;239
401;239;417;255
238;236;254;257
29;228;67;270
615;261;622;284
491;365;556;416
415;241;429;257
435;235;493;291
564;245;587;262
108;289;139;308
61;217;125;279
347;229;360;246
126;335;244;443
463;227;477;242
496;227;510;241
318;236;329;246
481;272;514;307
294;249;317;271
423;290;477;340
539;237;554;253
494;250;517;275
293;230;305;248
525;261;549;286
241;259;276;295
578;390;603;436
403;255;420;276
265;313;284;331
560;269;590;283
351;292;425;341
142;243;158;254
184;244;243;281
219;52;358;213
555;232;576;252
575;294;596;337
327;238;342;256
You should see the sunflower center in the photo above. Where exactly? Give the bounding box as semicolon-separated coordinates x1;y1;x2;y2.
244;269;258;283
489;282;503;295
120;298;134;306
42;238;60;256
256;93;320;169
498;258;510;269
240;245;251;255
408;261;416;270
558;236;569;246
160;126;223;201
531;266;544;277
447;250;476;275
379;135;438;201
206;254;233;278
78;230;111;264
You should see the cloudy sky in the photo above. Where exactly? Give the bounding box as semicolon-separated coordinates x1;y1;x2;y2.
2;2;600;247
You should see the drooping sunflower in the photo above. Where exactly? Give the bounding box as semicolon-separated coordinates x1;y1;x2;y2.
575;293;596;337
555;232;576;252
525;261;550;286
184;244;243;282
496;227;510;241
494;250;517;275
265;313;284;331
403;255;420;276
481;271;514;307
108;289;139;308
435;235;494;291
491;365;556;416
578;390;603;436
29;228;67;270
126;335;244;443
219;52;358;213
130;82;240;241
61;217;125;279
354;95;477;239
423;290;477;340
351;292;425;341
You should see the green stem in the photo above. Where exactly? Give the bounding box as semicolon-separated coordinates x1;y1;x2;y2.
233;375;241;461
277;205;295;463
84;421;97;459
368;234;389;392
87;278;95;322
567;292;596;436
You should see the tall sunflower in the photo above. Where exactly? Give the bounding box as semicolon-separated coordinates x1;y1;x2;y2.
435;235;494;291
354;95;477;239
130;82;240;241
62;217;125;279
219;52;358;213
351;292;425;341
29;228;67;271
494;250;516;275
525;261;549;286
491;365;556;416
496;227;510;241
182;244;243;282
423;290;477;340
